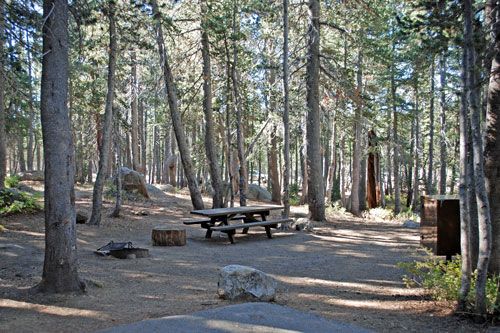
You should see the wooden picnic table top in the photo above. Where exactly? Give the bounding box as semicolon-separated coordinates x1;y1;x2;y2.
190;205;283;218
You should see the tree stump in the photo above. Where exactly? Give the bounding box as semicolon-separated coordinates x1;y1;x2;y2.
152;226;186;246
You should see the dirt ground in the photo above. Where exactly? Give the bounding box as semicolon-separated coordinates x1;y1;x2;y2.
0;182;485;332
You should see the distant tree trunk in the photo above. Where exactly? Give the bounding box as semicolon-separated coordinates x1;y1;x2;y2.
0;0;5;187
231;0;247;206
37;0;82;293
18;135;26;172
300;128;308;205
282;0;291;218
268;62;281;204
439;54;447;195
131;51;140;173
88;0;117;226
305;0;325;221
112;109;121;218
391;61;401;214
326;110;337;203
412;84;420;212
139;99;147;176
340;130;346;207
151;0;204;210
200;8;224;207
485;0;500;279
367;130;377;209
427;58;435;195
351;38;363;216
26;31;35;171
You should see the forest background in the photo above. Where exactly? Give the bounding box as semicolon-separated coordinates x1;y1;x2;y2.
1;0;500;319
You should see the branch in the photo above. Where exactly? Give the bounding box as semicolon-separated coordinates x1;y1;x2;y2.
320;21;346;33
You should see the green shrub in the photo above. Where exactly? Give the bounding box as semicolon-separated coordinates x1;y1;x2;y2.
5;175;19;188
399;249;499;315
0;191;42;215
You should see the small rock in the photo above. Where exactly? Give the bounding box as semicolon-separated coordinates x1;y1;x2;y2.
402;221;420;229
76;211;88;224
217;264;277;302
289;218;314;231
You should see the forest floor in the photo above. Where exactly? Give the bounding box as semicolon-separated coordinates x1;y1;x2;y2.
0;181;486;332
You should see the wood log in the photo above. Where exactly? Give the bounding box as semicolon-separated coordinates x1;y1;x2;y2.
152;226;186;246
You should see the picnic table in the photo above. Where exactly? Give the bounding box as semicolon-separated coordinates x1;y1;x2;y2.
184;205;292;244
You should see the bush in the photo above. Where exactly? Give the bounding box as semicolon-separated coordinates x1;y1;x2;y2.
0;190;42;215
5;175;19;188
399;249;499;316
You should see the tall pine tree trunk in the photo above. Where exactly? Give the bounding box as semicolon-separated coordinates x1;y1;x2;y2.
131;51;140;173
88;0;118;226
439;54;447;195
151;0;204;210
391;62;401;214
282;0;291;218
200;3;224;208
37;0;82;293
231;0;247;206
427;58;435;195
465;0;492;316
0;0;5;187
305;0;325;221
485;0;500;278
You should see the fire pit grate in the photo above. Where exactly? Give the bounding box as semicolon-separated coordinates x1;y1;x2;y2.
95;241;149;259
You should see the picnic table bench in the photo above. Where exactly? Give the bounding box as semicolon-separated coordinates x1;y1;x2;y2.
184;206;291;244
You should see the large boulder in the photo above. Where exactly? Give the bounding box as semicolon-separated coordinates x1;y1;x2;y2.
119;167;150;199
217;264;277;302
145;184;168;200
16;170;44;181
159;184;175;193
247;184;272;202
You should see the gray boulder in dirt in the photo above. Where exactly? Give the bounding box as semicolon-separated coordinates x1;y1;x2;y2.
217;264;277;302
290;218;314;231
119;167;150;199
159;184;175;192
402;221;420;229
145;184;168;200
16;170;44;181
76;211;88;224
247;184;272;202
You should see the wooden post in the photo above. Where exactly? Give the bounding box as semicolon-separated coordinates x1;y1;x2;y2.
152;226;186;246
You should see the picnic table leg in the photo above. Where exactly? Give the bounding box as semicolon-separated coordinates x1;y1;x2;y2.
226;230;236;244
242;213;258;234
265;226;273;239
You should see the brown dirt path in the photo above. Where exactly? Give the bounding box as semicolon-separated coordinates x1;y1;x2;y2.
0;184;483;332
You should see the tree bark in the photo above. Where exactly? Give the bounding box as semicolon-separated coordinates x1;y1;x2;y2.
391;59;401;214
367;130;377;209
37;0;82;293
465;0;492;316
412;84;420;212
427;58;435;195
282;0;290;218
151;0;204;210
485;0;500;277
131;51;140;173
200;10;224;207
88;0;118;226
439;54;447;195
112;108;121;218
305;0;325;221
326;110;337;203
268;61;281;204
0;0;5;187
